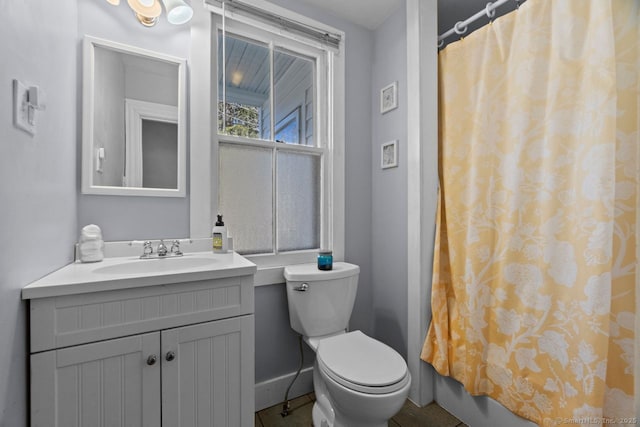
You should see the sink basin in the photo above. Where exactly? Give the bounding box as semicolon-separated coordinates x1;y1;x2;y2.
94;256;216;275
22;250;257;300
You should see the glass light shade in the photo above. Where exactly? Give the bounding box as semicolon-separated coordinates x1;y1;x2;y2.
162;0;193;25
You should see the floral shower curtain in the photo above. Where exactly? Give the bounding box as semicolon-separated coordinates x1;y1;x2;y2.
421;0;638;425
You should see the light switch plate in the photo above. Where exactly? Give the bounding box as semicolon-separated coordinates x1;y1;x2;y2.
13;79;35;135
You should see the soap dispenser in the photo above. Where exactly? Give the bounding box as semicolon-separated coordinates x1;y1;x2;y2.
212;214;228;253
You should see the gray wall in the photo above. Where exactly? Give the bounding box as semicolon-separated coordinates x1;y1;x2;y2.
93;47;125;186
0;1;78;425
77;0;190;241
124;61;179;106
370;5;408;358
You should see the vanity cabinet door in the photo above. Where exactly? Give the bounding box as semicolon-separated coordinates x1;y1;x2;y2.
31;332;161;427
161;315;254;427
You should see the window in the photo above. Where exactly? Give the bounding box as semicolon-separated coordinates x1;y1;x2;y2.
189;2;344;277
216;19;328;257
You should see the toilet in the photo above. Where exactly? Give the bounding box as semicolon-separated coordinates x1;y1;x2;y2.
284;262;411;427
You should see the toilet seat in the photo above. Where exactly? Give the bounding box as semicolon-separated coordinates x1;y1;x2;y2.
317;331;410;395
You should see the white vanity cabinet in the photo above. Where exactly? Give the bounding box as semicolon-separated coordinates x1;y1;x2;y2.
161;316;253;426
31;332;162;427
23;254;256;427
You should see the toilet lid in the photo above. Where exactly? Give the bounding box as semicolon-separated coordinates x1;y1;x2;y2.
284;262;360;281
317;331;408;391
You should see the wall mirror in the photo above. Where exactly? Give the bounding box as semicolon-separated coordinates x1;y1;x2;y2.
82;36;187;197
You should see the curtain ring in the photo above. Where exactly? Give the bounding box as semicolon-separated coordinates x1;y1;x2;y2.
437;39;444;49
485;2;496;19
515;0;520;9
454;21;468;35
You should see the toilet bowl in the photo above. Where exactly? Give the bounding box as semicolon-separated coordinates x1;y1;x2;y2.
312;330;411;427
284;262;411;427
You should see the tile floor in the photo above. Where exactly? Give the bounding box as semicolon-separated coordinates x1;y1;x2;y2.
255;393;468;427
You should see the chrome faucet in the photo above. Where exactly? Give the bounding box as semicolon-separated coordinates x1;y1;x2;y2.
170;240;183;256
142;241;153;257
157;240;168;257
135;239;186;259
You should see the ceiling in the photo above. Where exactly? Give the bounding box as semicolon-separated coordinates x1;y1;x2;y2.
295;0;403;30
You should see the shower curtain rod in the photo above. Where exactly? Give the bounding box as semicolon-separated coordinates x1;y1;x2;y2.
438;0;518;47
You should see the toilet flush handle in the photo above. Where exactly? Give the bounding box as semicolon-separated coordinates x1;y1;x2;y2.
293;283;309;292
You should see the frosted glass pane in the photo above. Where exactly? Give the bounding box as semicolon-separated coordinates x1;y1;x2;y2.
277;152;320;251
274;49;314;145
219;144;273;254
217;32;270;140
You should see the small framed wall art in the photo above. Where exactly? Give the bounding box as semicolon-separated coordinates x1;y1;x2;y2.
381;140;398;169
380;81;398;114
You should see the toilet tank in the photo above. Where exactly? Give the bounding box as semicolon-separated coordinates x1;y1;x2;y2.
284;262;360;338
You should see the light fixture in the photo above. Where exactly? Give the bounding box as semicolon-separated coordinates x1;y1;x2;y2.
127;0;162;26
231;71;243;86
162;0;194;25
104;0;193;27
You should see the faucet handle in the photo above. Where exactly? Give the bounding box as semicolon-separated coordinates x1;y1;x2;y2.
170;240;183;256
157;240;168;256
143;241;153;256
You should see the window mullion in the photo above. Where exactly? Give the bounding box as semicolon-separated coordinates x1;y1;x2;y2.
269;41;275;140
273;145;278;255
269;41;278;255
221;4;227;133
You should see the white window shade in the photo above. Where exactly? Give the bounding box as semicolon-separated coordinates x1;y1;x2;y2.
218;144;273;254
277;151;321;251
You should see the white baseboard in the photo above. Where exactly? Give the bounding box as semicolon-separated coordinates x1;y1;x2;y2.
255;367;314;412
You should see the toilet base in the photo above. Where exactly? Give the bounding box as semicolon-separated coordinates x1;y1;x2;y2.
313;402;391;427
312;402;331;427
312;361;335;427
311;357;408;427
312;402;388;427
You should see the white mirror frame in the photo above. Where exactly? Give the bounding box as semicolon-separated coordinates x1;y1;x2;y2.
82;36;187;197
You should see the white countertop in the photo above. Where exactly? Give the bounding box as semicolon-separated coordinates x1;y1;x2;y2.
22;251;257;300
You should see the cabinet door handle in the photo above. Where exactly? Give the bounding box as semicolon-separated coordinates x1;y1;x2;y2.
146;355;157;366
165;351;176;362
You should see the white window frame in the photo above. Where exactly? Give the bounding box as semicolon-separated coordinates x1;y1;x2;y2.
217;19;327;257
189;0;345;286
